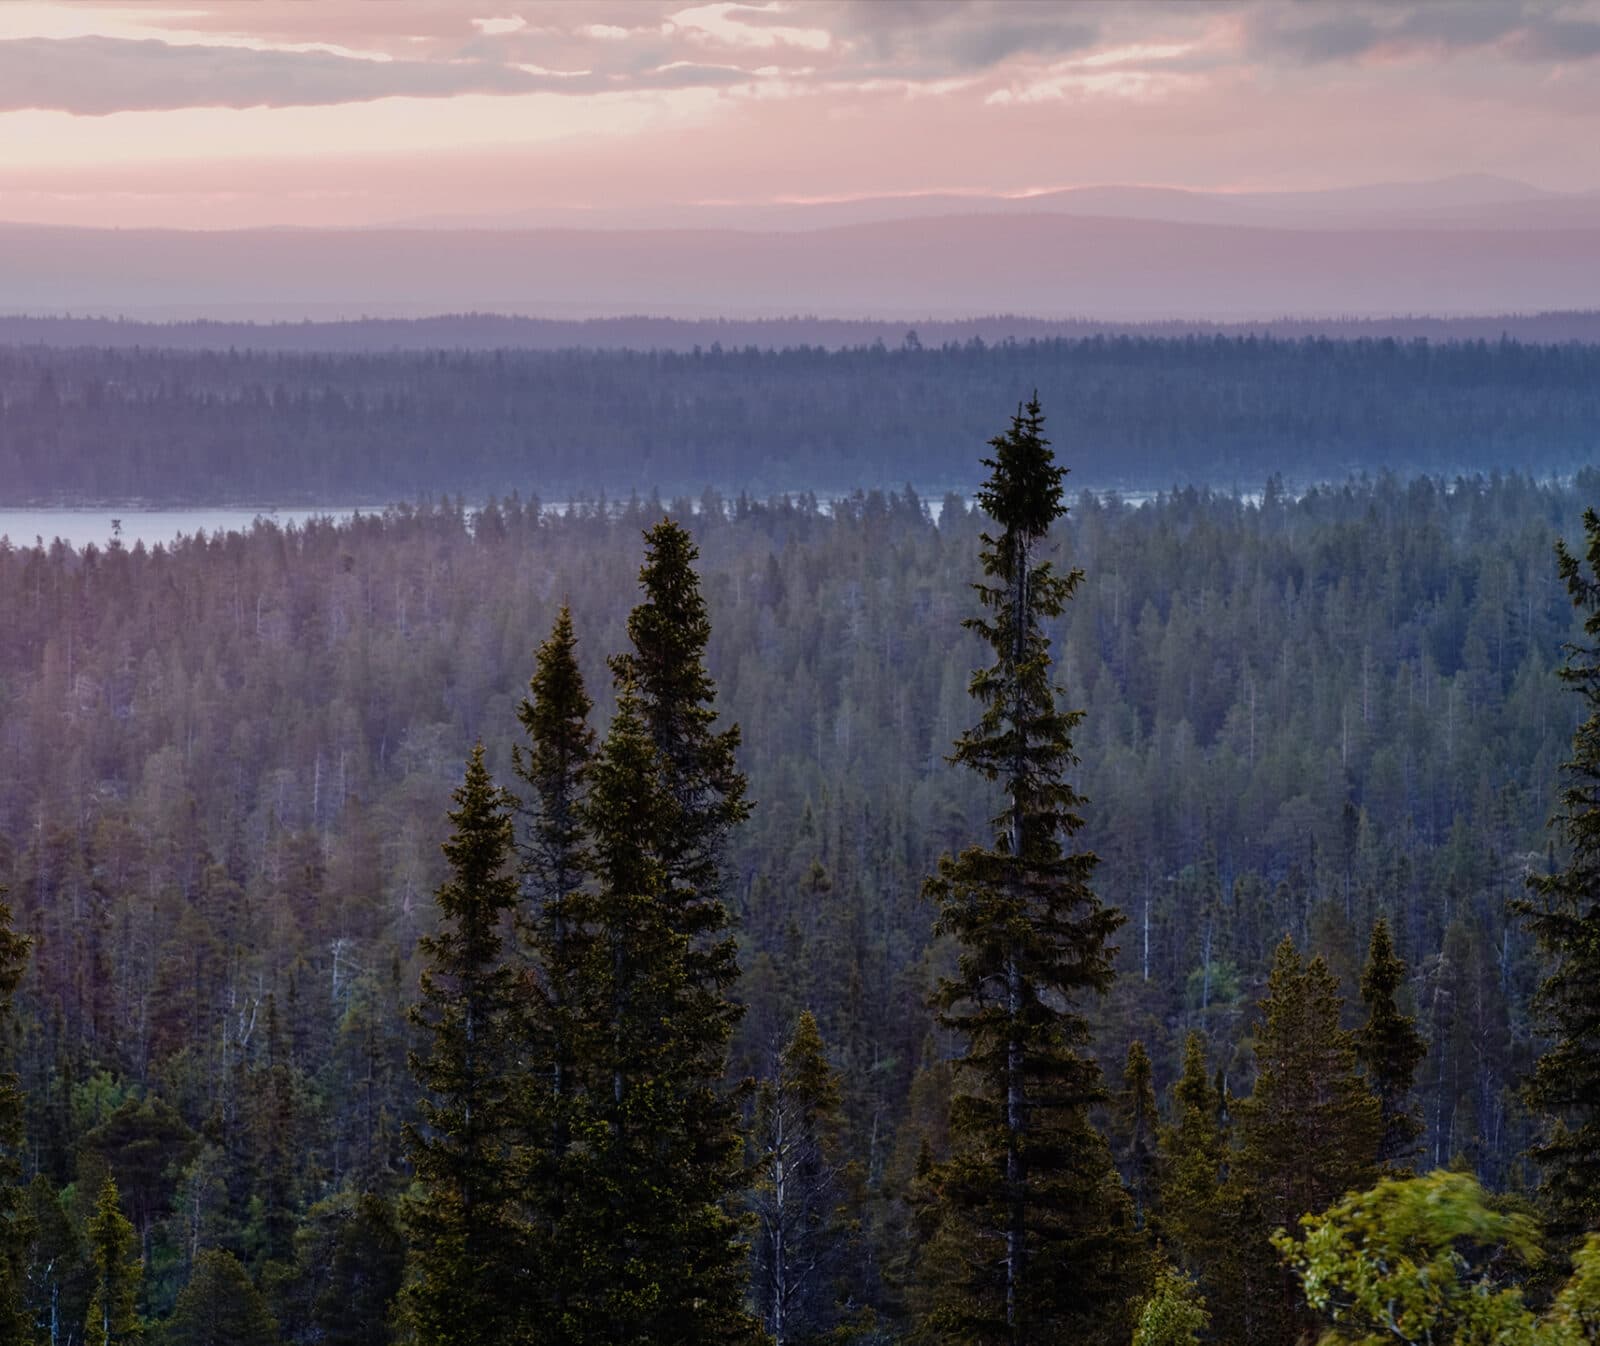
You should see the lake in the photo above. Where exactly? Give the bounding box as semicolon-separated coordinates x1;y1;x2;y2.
0;506;387;550
0;488;1205;550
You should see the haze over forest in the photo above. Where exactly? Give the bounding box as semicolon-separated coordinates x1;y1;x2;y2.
4;3;1600;1346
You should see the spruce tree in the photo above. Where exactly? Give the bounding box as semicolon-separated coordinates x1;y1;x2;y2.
611;517;750;966
588;518;755;1343
1117;1040;1160;1232
400;745;523;1346
511;605;596;1341
578;681;757;1345
751;1011;856;1346
921;397;1140;1346
1355;916;1426;1167
0;893;31;1343
1158;1034;1227;1288
85;1174;141;1346
1236;936;1383;1342
165;1248;277;1346
1522;506;1600;1240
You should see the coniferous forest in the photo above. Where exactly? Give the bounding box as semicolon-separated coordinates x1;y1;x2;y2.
4;336;1600;501
0;375;1598;1343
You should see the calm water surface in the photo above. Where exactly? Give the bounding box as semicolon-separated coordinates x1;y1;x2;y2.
0;507;386;549
0;488;1203;551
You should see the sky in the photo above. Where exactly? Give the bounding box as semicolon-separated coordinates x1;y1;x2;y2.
1;0;1598;229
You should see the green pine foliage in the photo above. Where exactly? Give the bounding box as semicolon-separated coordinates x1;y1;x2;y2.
85;1174;141;1346
751;1010;859;1345
1239;937;1384;1224
511;605;597;1343
1356;916;1427;1168
1522;506;1600;1241
165;1248;277;1346
576;676;757;1345
1158;1034;1227;1276
574;519;756;1345
612;518;752;970
400;745;524;1346
1236;936;1384;1342
1117;1040;1161;1233
921;397;1143;1346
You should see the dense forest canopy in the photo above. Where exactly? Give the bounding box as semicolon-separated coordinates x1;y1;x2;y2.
2;336;1598;502
1;467;1597;1339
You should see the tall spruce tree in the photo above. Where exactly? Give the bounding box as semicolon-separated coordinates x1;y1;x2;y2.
921;397;1140;1346
1522;506;1600;1240
1356;916;1426;1167
571;518;754;1343
578;681;757;1345
1158;1035;1225;1257
400;745;524;1346
751;1010;856;1346
611;518;750;964
1117;1040;1160;1232
511;605;596;1341
0;893;31;1343
1236;936;1383;1343
85;1174;141;1346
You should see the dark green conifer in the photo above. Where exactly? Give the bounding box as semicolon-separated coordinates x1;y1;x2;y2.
1158;1033;1227;1281
1355;915;1426;1167
85;1174;141;1346
611;518;751;963
921;397;1141;1346
400;745;523;1346
0;893;31;1342
1117;1040;1160;1231
1235;936;1382;1342
1522;506;1600;1240
751;1010;856;1346
165;1248;277;1346
511;605;596;1341
578;682;757;1345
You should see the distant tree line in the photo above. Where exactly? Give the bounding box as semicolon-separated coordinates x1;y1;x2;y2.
2;335;1599;502
5;311;1600;355
0;450;1597;1340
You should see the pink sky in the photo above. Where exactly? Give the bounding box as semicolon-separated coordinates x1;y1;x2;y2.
2;0;1598;229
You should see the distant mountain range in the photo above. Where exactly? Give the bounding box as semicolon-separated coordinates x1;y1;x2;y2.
389;173;1600;233
3;175;1598;322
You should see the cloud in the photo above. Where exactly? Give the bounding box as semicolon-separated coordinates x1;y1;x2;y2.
1247;1;1600;66
0;33;754;114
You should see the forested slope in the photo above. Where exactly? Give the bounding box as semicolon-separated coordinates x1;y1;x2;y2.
0;471;1588;1334
2;336;1598;501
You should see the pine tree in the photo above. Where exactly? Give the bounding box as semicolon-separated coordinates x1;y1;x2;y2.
577;681;757;1345
578;518;755;1344
0;893;32;1343
751;1011;856;1346
511;605;596;1342
1355;916;1426;1167
1522;506;1600;1240
165;1248;277;1346
1235;936;1383;1342
85;1174;141;1346
1158;1034;1227;1286
921;397;1140;1346
1116;1040;1160;1232
400;745;524;1346
611;517;751;965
